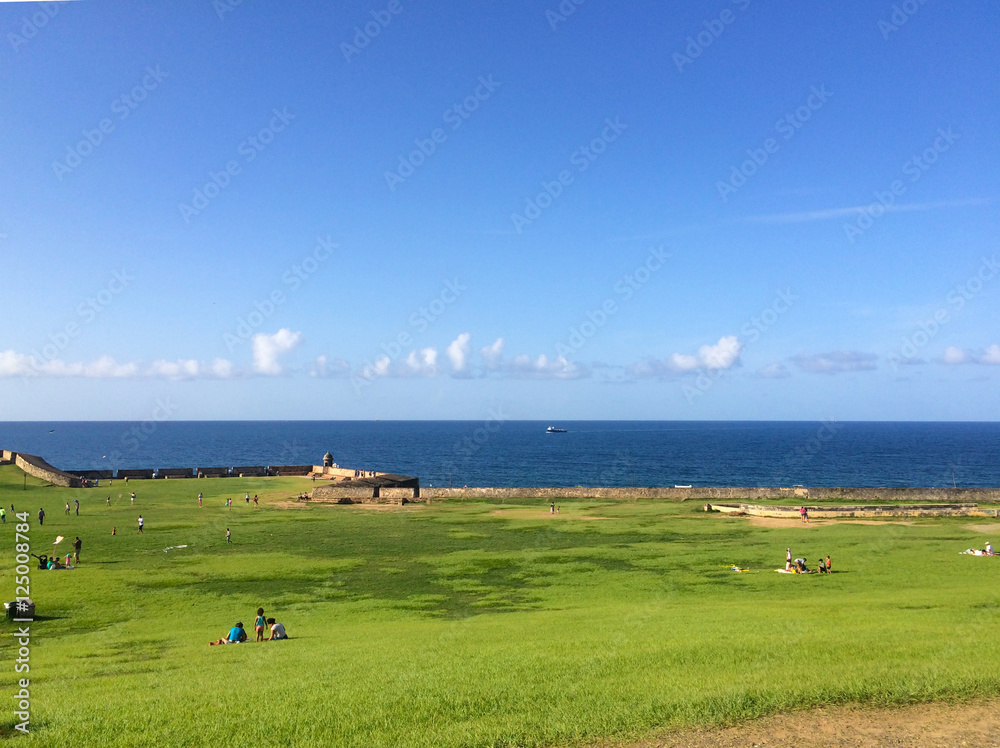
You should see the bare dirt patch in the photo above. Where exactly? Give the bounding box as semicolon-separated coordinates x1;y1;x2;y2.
967;522;1000;534
592;698;1000;747
488;509;615;521
746;517;913;529
747;517;820;529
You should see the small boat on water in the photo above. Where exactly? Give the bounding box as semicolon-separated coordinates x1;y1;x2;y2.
546;426;567;433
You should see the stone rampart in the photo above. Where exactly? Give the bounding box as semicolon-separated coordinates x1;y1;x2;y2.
118;469;154;480
271;465;312;476
69;470;113;480
14;453;82;488
419;486;1000;502
197;467;230;478
233;466;266;477
709;502;991;518
158;468;195;479
1;450;17;464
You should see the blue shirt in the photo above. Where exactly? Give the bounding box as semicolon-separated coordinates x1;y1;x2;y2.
227;626;244;642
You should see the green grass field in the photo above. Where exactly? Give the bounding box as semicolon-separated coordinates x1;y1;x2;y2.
2;464;1000;746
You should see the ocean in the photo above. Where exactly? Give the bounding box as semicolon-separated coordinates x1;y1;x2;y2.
1;421;998;488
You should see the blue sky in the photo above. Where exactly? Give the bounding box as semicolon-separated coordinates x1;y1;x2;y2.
1;0;998;421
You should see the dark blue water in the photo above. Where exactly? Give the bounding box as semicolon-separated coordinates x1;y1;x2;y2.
0;421;998;488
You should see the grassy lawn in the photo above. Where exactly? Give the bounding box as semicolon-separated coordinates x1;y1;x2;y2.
1;464;999;746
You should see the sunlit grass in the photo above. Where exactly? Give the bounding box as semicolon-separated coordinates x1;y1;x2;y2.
1;464;999;746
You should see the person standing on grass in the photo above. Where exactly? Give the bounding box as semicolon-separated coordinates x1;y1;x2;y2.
826;555;832;572
65;502;71;515
131;492;136;505
198;492;203;507
107;496;111;506
0;507;5;523
800;506;809;523
38;507;45;526
137;515;144;534
786;548;792;571
73;536;82;563
74;499;80;516
253;495;258;508
226;528;231;544
254;607;267;641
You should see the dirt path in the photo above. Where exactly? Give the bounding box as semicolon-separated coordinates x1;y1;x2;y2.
594;699;1000;747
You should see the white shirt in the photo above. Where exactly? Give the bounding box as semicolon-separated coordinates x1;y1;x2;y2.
270;622;287;639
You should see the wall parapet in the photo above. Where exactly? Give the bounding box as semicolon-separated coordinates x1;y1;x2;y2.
14;452;82;488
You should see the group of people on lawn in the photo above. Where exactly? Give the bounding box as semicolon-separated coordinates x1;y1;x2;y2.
786;548;832;574
210;607;288;645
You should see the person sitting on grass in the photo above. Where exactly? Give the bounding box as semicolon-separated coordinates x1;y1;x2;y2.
794;558;809;573
210;622;248;646
818;557;828;573
987;542;994;556
267;618;287;640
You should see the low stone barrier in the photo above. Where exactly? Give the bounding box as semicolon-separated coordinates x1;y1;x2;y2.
118;469;154;480
69;470;113;480
708;502;990;518
197;467;230;478
270;465;312;476
14;453;81;488
419;486;1000;502
1;450;17;464
233;466;266;477
158;468;195;479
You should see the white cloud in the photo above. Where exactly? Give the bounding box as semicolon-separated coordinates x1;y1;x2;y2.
310;355;350;378
508;353;588;380
632;336;744;378
0;350;237;380
480;338;504;370
252;329;302;375
756;362;791;379
791;351;878;374
146;359;201;380
982;344;1000;365
403;347;438;376
943;346;969;365
210;358;238;379
446;333;472;374
941;344;1000;366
